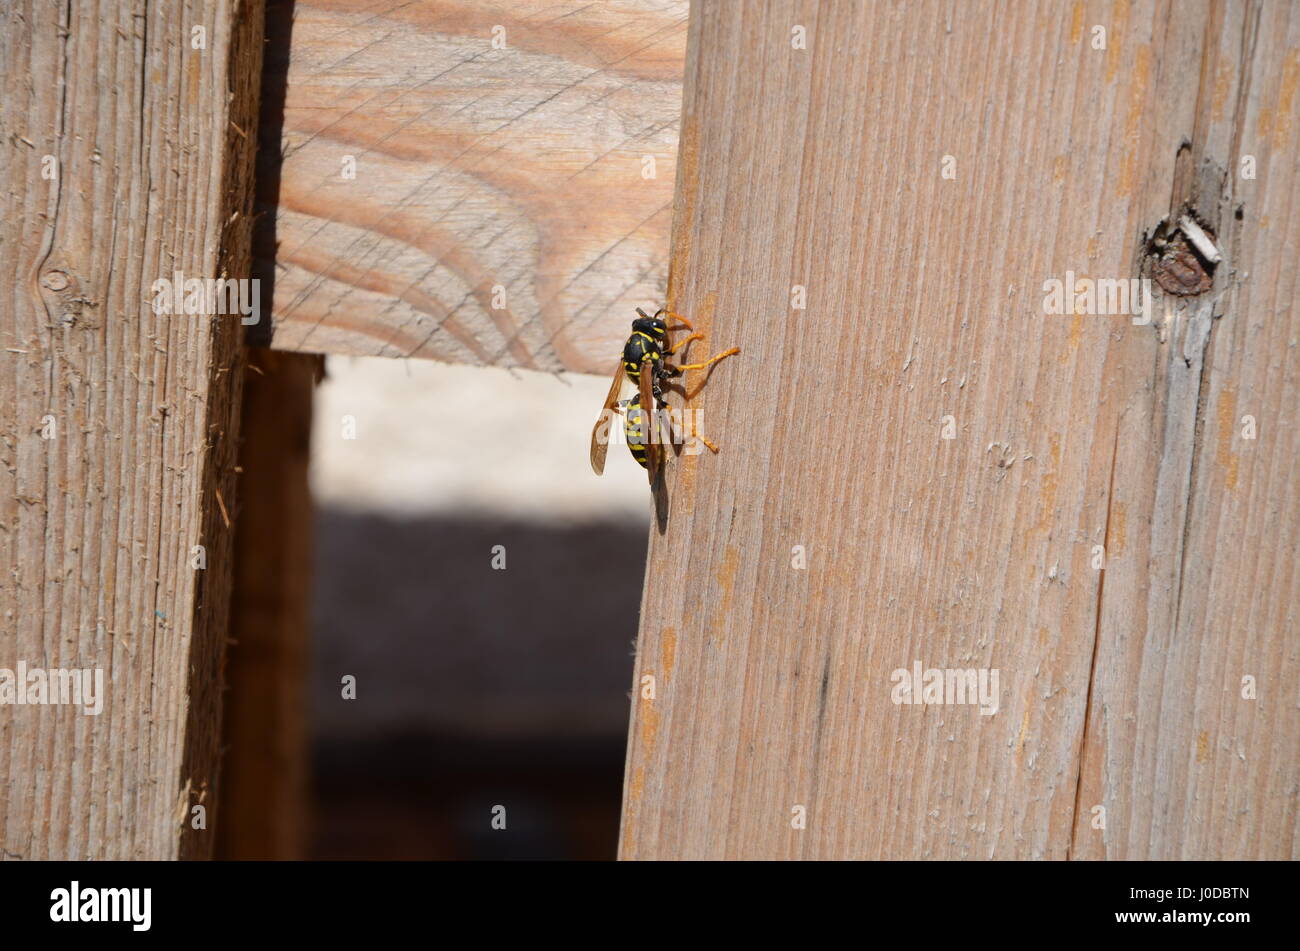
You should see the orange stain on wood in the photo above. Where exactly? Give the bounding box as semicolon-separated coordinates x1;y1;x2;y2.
1104;0;1130;85
616;763;642;852
186;51;201;109
1275;50;1300;147
640;700;661;753
668;119;701;305
1212;59;1232;121
707;546;741;639
697;291;717;328
1108;501;1127;557
1063;309;1085;362
1035;435;1062;534
620;816;637;858
717;546;739;610
1069;1;1085;44
661;627;677;681
1197;730;1209;763
1257;107;1274;140
627;765;645;806
1116;43;1151;197
1053;154;1069;183
1216;390;1239;490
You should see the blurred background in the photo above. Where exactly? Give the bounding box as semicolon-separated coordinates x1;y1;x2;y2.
306;357;650;859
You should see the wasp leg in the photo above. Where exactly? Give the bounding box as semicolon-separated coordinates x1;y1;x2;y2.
691;420;721;453
668;331;703;355
674;346;740;373
685;407;722;453
676;347;739;449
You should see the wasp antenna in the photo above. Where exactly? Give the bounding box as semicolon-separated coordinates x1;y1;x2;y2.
635;307;652;320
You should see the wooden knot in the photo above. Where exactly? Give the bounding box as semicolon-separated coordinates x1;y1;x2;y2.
40;269;71;292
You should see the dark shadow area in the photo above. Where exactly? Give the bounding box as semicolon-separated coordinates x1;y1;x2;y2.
310;511;648;860
313;732;627;861
248;0;295;348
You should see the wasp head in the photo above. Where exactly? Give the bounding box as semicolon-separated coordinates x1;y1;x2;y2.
632;308;667;339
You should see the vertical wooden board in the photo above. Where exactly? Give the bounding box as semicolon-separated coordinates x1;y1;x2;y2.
0;0;262;859
1073;2;1300;859
258;0;688;372
620;0;1297;859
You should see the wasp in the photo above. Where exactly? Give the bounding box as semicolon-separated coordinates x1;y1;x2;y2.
589;307;739;485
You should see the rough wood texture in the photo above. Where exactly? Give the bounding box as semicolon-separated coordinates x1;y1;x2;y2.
215;351;318;860
620;0;1297;859
256;0;689;373
0;0;263;859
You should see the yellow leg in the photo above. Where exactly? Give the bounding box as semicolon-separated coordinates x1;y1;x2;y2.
686;409;721;453
675;346;740;372
669;331;703;354
681;349;739;452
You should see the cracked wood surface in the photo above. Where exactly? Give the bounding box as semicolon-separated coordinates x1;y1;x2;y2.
619;0;1297;859
256;0;689;373
0;0;263;859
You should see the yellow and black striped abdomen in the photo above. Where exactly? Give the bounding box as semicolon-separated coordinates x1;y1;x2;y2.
624;394;650;469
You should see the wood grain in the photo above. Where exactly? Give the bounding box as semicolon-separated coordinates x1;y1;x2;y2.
620;0;1298;859
0;0;262;859
258;0;689;373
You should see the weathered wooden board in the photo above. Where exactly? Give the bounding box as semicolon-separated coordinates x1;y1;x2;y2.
257;0;689;373
0;0;262;859
620;0;1297;859
1072;1;1300;860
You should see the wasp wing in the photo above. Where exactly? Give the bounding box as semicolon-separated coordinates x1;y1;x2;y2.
639;366;661;487
589;360;626;475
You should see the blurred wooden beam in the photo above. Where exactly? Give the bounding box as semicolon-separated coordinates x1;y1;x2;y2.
216;350;319;860
255;0;688;374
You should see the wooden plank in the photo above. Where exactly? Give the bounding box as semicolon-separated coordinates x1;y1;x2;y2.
619;0;1298;859
256;0;689;373
215;351;318;860
1072;1;1300;860
0;0;263;860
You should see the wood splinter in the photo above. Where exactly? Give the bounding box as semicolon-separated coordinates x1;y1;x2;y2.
1178;215;1222;265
